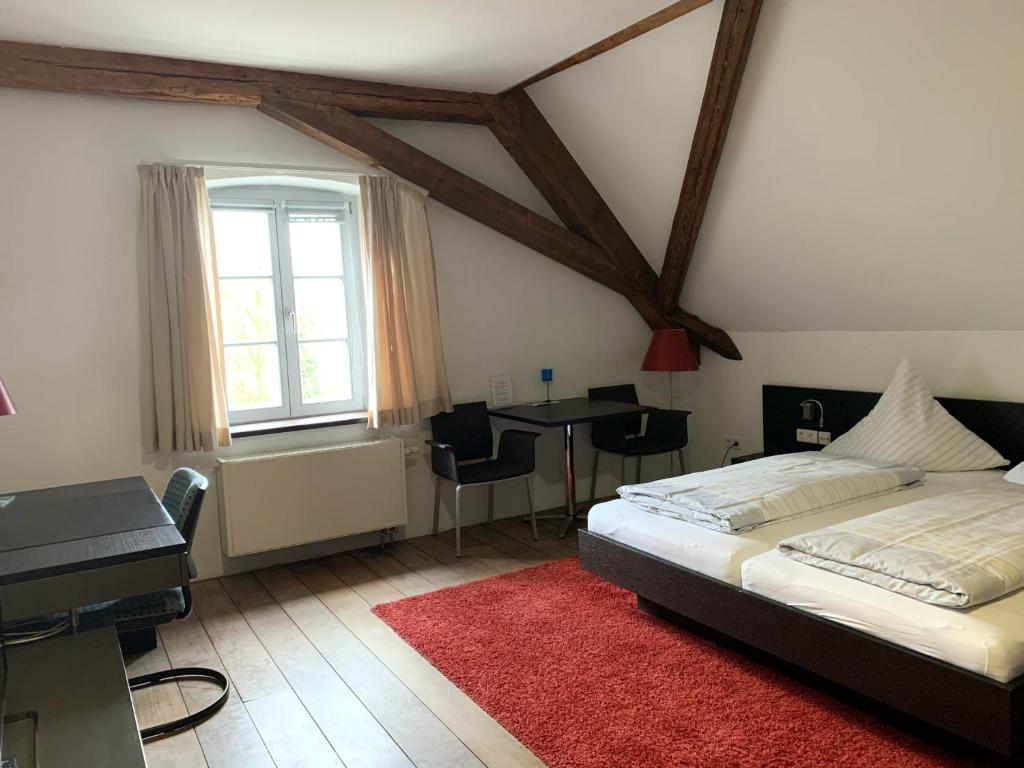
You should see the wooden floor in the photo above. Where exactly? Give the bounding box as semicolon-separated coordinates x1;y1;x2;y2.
126;518;578;768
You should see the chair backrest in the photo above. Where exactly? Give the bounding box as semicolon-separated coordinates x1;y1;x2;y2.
162;468;209;553
430;401;493;461
588;384;643;439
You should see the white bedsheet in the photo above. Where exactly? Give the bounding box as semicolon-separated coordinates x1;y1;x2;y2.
742;549;1024;682
588;470;1003;586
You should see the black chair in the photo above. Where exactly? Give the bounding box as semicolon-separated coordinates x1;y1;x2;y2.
428;402;540;557
588;384;691;499
85;468;229;741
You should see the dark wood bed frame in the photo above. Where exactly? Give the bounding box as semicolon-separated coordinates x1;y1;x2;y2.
579;384;1024;761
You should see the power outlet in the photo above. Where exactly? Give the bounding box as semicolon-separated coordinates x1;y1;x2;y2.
796;428;819;444
724;435;743;452
817;431;832;446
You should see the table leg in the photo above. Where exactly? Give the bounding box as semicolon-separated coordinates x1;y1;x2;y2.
558;424;578;538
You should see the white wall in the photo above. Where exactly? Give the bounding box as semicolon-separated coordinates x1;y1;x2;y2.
0;89;665;579
530;0;1024;331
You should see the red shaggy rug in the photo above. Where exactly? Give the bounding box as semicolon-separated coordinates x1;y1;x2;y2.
373;558;973;768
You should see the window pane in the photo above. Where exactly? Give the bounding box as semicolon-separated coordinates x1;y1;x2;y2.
219;278;278;344
212;209;273;277
294;278;347;341
224;344;283;411
289;213;344;276
299;341;352;404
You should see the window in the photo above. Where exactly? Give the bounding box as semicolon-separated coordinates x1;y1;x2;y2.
209;184;366;424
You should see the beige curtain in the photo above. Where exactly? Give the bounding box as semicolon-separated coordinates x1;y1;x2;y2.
138;164;231;458
359;176;452;428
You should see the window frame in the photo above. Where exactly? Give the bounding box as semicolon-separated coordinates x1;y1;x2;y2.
209;184;367;425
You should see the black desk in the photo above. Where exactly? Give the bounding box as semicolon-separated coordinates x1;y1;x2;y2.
490;398;654;537
0;476;187;620
0;476;187;766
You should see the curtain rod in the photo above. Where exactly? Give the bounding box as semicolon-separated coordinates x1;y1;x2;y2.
154;159;392;177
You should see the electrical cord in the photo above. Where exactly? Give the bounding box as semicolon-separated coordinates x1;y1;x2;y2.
720;440;740;467
0;614;72;648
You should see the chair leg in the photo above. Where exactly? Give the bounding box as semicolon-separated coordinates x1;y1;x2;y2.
678;449;686;475
487;484;495;524
454;484;463;558
525;476;538;541
432;477;441;536
589;450;600;501
636;456;643;484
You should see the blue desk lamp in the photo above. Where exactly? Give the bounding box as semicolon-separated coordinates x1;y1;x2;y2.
540;368;554;403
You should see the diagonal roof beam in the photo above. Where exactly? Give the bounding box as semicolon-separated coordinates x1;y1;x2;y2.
503;0;714;94
656;0;762;311
484;89;739;359
0;40;491;122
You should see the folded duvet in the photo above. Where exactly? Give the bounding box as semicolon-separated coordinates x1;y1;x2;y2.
617;452;923;534
779;483;1024;607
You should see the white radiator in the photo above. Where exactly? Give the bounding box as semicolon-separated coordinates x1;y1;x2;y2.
217;438;407;557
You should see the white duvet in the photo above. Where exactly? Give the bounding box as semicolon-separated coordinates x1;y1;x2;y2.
617;452;924;534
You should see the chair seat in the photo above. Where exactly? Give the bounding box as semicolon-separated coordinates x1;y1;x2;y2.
596;435;686;457
458;460;530;485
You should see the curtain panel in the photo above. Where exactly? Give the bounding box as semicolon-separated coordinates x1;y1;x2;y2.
359;176;452;428
138;164;231;458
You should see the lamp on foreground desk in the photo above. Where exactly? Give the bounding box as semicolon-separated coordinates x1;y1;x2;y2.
641;329;698;410
0;375;14;417
1;375;16;507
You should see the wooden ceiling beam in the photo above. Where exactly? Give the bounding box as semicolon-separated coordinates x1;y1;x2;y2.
485;89;739;359
0;40;491;122
656;0;762;311
259;95;739;359
503;0;714;94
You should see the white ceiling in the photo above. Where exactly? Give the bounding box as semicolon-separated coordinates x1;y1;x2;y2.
0;0;671;91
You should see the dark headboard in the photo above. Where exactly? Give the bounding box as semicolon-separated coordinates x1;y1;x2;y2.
763;385;1024;468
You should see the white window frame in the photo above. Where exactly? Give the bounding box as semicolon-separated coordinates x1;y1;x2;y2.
210;184;367;425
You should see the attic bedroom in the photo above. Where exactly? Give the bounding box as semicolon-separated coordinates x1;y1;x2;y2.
0;1;1022;766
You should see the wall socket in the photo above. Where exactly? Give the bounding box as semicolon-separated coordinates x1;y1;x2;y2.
724;435;743;452
796;428;819;444
796;428;833;446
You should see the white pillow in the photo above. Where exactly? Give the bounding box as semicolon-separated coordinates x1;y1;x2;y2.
822;358;1007;471
1005;464;1024;485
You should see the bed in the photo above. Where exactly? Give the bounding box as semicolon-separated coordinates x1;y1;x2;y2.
579;384;1024;759
587;469;1003;586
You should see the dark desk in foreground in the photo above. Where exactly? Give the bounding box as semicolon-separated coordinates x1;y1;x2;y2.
490;398;654;537
0;476;189;767
0;476;188;620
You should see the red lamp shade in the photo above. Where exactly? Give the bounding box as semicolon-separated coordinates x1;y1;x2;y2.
641;330;699;372
0;377;15;417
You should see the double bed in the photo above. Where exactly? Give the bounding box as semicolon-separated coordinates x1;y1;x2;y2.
579;383;1024;759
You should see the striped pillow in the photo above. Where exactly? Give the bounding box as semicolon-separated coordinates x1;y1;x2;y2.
822;359;1007;471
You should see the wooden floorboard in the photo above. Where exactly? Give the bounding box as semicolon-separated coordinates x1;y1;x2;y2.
136;525;575;767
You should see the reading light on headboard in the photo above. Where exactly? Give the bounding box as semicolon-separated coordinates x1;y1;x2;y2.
800;398;824;429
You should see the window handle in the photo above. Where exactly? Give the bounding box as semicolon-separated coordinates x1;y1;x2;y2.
286;309;296;326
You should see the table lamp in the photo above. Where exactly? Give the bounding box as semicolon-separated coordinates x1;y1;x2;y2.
0;376;15;507
641;329;698;410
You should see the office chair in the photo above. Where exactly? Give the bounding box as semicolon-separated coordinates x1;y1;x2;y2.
86;468;228;740
428;402;541;557
588;384;691;500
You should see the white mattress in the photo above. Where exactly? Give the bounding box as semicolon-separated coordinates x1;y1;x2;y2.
742;548;1024;682
587;470;1004;586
